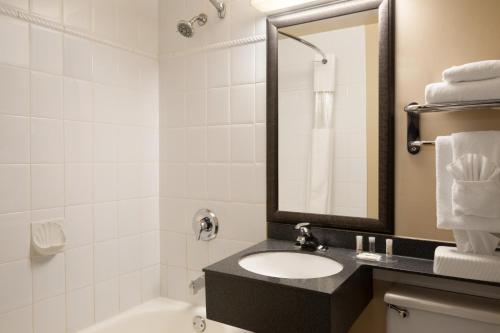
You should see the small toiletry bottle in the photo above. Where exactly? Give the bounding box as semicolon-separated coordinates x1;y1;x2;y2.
369;236;376;253
386;239;393;257
356;235;363;254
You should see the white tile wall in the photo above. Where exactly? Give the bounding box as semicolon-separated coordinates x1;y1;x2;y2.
1;0;267;329
0;306;32;333
1;0;28;10
0;15;29;67
32;253;65;301
65;245;93;291
118;271;142;311
0;0;159;332
30;25;63;75
0;65;30;116
0;114;30;163
207;126;230;162
64;0;91;32
0;164;30;213
66;286;94;332
0;212;31;263
30;71;63;119
0;260;32;313
30;117;64;163
33;295;66;333
159;0;266;304
30;0;62;21
94;278;119;322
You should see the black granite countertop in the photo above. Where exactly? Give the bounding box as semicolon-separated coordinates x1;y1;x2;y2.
203;239;500;294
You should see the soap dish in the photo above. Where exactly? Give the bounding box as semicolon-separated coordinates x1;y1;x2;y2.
31;221;66;256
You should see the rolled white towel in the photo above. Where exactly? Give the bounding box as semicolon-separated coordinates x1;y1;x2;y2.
443;60;500;83
425;77;500;104
448;154;500;219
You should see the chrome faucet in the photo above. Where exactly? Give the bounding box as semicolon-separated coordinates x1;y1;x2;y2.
189;274;205;295
294;223;328;252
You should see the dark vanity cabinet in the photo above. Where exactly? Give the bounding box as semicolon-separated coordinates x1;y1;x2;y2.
205;245;373;333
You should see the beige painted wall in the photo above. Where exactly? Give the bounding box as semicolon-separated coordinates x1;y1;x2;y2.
349;0;500;331
394;0;500;242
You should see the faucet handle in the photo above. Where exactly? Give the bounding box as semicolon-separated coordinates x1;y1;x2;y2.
294;222;310;230
294;222;312;236
192;209;218;241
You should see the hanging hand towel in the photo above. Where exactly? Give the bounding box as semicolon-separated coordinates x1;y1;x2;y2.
436;134;500;233
436;136;500;254
442;60;500;83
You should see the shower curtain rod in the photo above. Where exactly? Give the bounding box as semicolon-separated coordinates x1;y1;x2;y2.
278;30;328;64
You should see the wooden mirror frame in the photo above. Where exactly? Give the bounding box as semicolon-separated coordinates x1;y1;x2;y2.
266;0;395;233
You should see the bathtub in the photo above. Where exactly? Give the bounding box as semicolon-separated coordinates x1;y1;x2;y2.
77;298;250;333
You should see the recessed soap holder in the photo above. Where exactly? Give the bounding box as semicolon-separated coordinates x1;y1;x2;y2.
31;221;66;256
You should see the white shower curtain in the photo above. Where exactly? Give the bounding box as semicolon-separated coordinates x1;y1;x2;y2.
306;54;336;214
306;93;335;213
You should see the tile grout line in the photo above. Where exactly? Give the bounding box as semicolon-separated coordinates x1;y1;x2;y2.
27;12;35;333
90;46;96;326
61;22;69;333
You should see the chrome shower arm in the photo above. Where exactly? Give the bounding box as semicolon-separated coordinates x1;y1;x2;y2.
209;0;226;18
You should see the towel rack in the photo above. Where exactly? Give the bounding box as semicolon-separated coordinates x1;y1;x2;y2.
404;99;500;154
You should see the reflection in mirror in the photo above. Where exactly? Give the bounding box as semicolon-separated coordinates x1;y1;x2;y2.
278;10;379;219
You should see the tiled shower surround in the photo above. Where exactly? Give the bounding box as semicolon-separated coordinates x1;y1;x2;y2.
159;0;267;304
0;0;159;332
0;0;267;332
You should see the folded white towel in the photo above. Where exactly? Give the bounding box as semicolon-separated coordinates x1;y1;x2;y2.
443;60;500;83
434;246;500;283
425;77;500;104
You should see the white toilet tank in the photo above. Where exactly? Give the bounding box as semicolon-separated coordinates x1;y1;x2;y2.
384;284;500;333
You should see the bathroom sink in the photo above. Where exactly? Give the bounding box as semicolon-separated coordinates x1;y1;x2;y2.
238;251;343;279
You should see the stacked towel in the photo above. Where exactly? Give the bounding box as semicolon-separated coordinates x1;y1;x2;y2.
436;132;500;255
425;60;500;104
443;60;500;82
425;77;500;104
434;246;500;283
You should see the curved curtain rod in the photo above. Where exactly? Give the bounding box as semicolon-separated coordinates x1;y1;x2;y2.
278;30;328;64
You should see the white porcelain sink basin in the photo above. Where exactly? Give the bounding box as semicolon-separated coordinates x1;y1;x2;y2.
238;251;343;279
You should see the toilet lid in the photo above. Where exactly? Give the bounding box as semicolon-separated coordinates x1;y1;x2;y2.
384;284;500;325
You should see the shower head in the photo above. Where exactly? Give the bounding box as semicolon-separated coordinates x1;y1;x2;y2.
177;13;208;38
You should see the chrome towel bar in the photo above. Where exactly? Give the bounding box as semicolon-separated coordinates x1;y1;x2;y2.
404;99;500;154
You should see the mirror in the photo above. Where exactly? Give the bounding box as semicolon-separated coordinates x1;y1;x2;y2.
278;10;379;218
267;0;394;233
